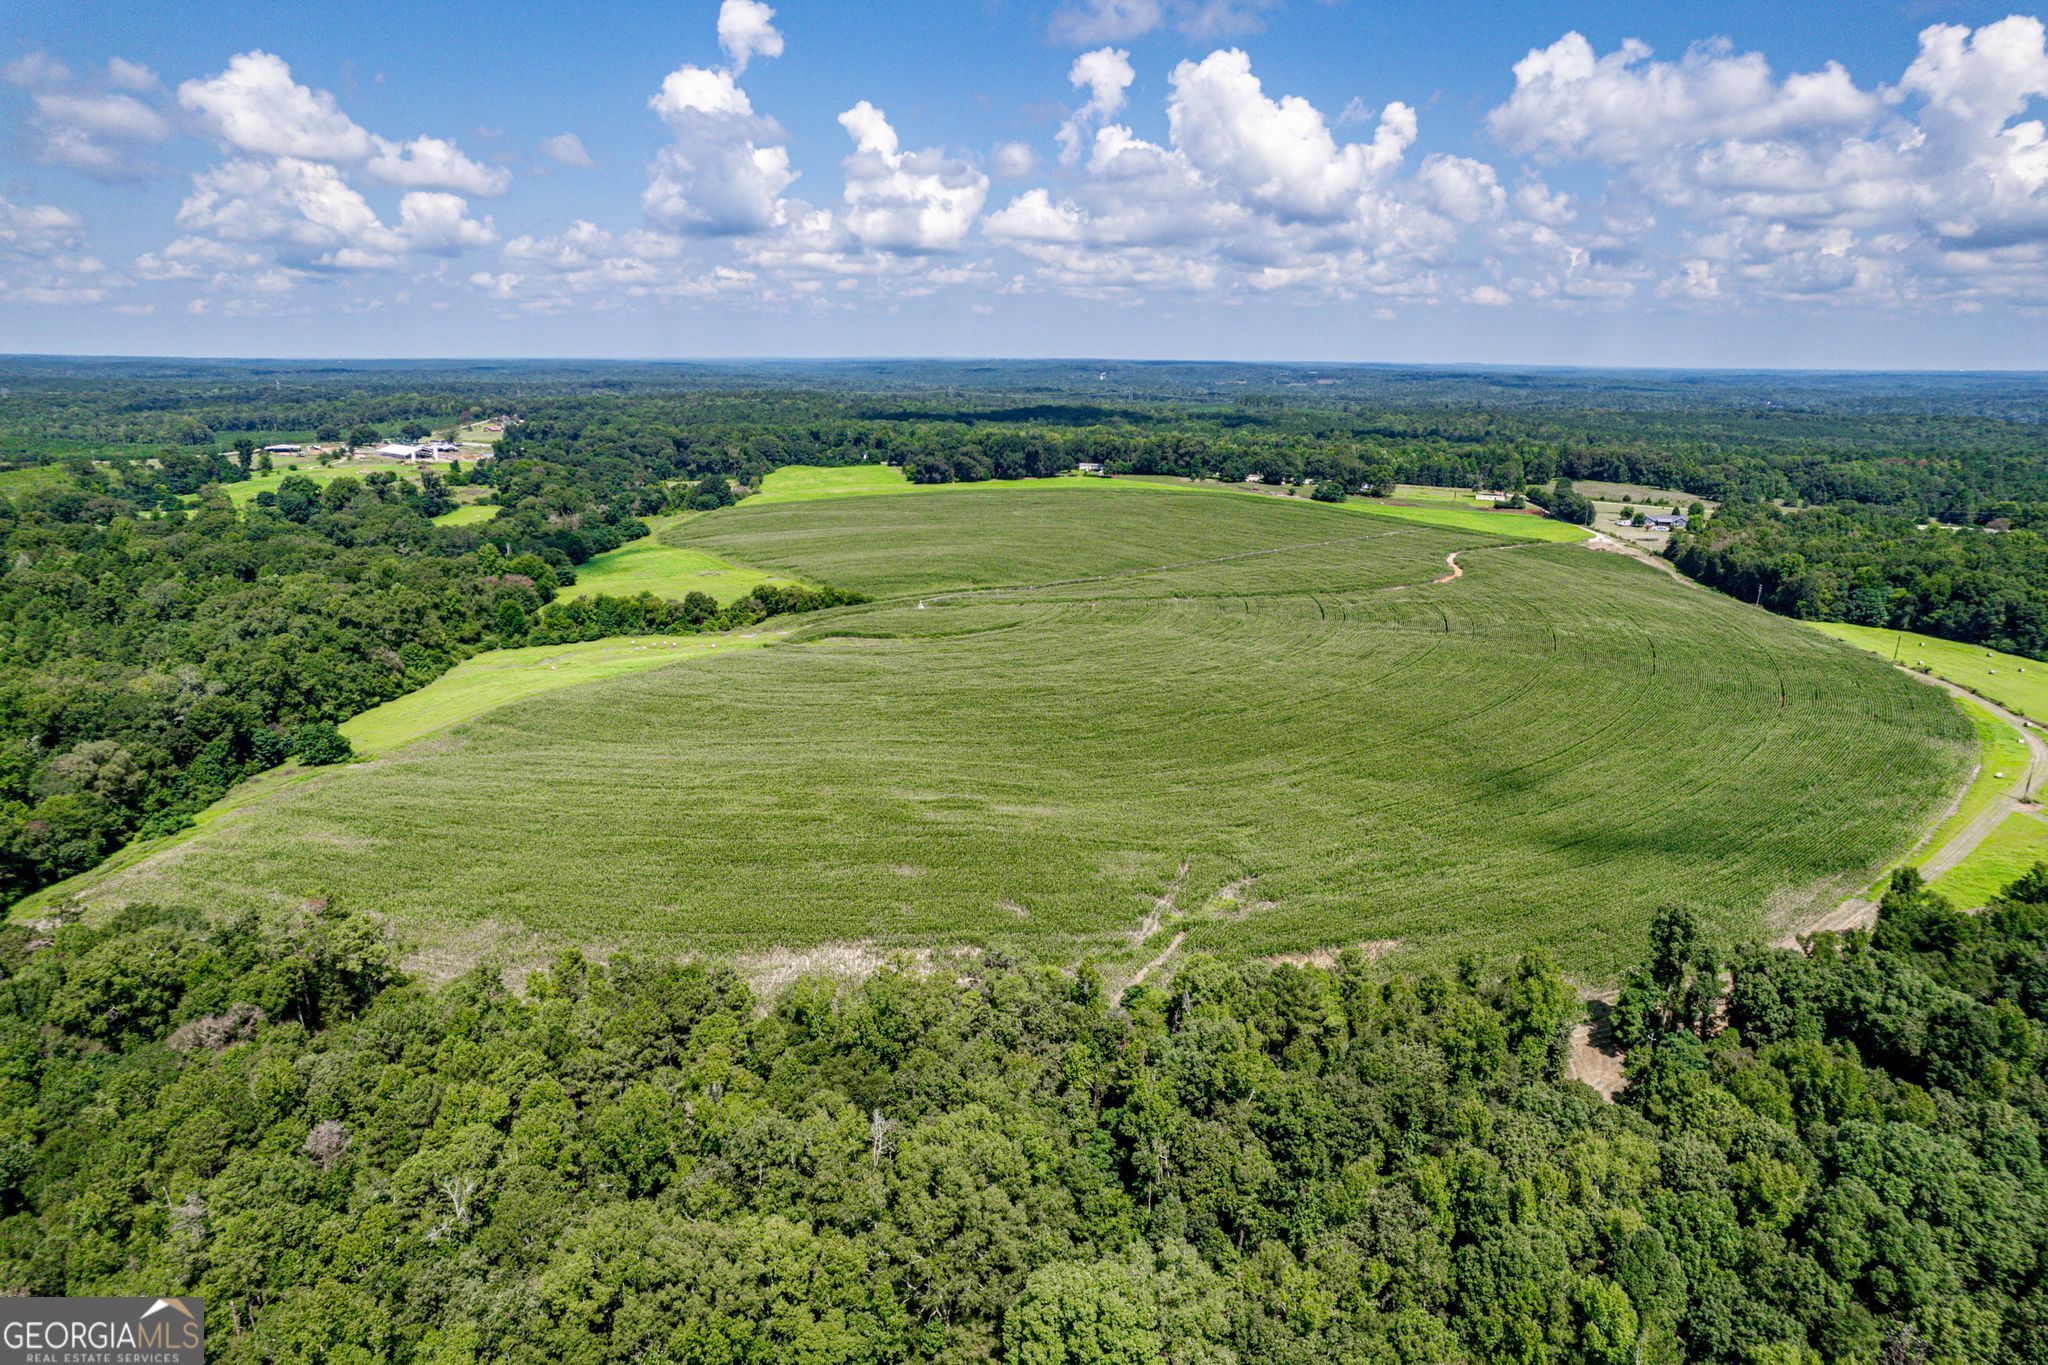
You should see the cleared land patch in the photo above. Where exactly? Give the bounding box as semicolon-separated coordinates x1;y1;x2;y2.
0;465;76;498
198;461;462;507
433;503;499;527
46;487;1967;981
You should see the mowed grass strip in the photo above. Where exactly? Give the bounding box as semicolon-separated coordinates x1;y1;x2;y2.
62;489;1966;981
1921;698;2033;856
1930;810;2048;908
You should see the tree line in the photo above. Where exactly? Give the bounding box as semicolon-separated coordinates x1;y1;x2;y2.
1668;502;2048;660
1;864;2043;1361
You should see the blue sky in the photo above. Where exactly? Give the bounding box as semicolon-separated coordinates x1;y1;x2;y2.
3;0;2047;367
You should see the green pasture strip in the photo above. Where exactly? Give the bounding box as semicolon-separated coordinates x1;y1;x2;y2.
1921;698;2032;856
1929;810;2048;909
1806;622;2048;722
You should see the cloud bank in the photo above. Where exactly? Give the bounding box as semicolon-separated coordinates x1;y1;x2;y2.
5;7;2048;335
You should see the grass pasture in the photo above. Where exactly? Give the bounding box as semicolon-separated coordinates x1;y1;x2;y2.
206;461;461;507
1923;699;2035;854
1930;810;2048;908
1806;622;2048;722
45;486;1968;981
1575;481;1712;508
434;503;499;526
0;465;76;498
559;516;799;604
750;464;914;503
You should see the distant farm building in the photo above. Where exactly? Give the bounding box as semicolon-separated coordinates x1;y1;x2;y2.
262;443;303;454
1643;514;1689;530
1076;462;1105;475
375;443;426;461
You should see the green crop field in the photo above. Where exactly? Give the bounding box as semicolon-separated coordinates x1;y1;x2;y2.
40;486;1966;981
339;633;784;757
1807;622;2048;721
748;465;1588;543
1118;475;1592;542
558;515;799;604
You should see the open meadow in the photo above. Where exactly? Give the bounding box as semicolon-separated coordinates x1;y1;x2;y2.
1807;621;2048;721
432;502;499;527
46;481;1968;981
557;514;799;603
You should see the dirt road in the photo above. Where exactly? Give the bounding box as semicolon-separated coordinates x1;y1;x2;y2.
1781;669;2045;944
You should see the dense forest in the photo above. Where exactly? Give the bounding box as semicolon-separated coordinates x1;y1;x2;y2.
9;358;2048;518
1667;504;2048;659
0;870;2043;1362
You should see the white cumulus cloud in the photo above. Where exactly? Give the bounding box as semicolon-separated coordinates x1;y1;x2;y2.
717;0;784;73
179;51;376;161
365;135;511;196
836;101;990;252
644;66;795;234
1059;48;1136;163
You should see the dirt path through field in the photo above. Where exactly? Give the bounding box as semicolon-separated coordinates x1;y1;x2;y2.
1582;531;1697;585
1128;932;1186;990
1781;669;2046;943
1432;552;1462;584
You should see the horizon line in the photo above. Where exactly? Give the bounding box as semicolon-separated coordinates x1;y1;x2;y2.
4;352;2048;379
